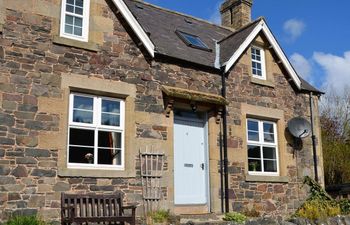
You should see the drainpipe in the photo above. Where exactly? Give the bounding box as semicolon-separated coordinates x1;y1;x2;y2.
309;92;319;182
215;40;229;212
219;125;224;213
221;69;229;213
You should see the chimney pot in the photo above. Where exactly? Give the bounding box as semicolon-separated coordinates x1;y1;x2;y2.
220;0;253;30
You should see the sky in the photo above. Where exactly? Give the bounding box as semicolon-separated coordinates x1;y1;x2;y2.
143;0;350;95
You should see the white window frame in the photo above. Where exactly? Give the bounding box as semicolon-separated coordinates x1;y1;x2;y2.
67;93;125;170
60;0;90;42
251;46;266;80
246;118;279;176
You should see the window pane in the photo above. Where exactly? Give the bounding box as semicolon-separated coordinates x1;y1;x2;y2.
65;25;73;34
256;56;261;61
98;149;121;165
257;63;261;69
73;110;93;123
69;146;94;164
75;7;83;15
255;49;261;56
247;120;258;131
264;133;275;143
101;114;120;126
257;70;262;76
102;100;120;114
98;131;122;149
248;159;262;172
184;34;202;47
264;160;277;172
75;17;83;27
263;147;276;159
263;123;274;133
74;96;93;110
74;27;82;36
65;15;74;25
69;128;94;146
248;131;259;142
67;0;74;4
248;145;260;158
66;4;74;13
178;31;209;49
76;0;83;7
252;61;257;68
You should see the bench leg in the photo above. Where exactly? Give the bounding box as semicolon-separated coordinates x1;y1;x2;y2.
131;208;136;225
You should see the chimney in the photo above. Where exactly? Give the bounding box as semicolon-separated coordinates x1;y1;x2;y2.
220;0;253;30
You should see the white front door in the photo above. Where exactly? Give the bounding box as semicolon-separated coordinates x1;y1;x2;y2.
174;111;208;205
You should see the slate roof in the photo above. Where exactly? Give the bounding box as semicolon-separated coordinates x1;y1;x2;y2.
124;0;232;68
219;19;261;63
123;0;322;94
299;77;324;94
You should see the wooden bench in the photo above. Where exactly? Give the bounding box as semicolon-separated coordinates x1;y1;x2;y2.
61;193;137;225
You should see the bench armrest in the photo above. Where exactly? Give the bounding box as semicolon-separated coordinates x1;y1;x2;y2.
122;204;137;210
121;203;137;217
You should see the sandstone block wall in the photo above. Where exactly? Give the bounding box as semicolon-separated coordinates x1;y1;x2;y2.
0;0;323;223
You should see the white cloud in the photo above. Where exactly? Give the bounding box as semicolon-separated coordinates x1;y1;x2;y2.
283;19;305;42
290;53;312;81
313;51;350;94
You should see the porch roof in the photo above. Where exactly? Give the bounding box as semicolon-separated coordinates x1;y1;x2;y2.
161;85;228;106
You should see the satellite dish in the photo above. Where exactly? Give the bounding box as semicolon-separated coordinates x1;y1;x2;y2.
288;117;312;139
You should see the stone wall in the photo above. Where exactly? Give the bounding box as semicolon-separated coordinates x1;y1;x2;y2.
222;41;322;216
0;0;323;223
228;162;306;217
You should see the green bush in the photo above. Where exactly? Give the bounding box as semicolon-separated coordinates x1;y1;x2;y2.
294;176;341;220
223;212;247;224
243;208;260;217
295;199;340;220
5;216;46;225
339;199;350;215
148;210;170;223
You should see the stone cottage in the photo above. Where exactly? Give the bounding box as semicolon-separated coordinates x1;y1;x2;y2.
0;0;324;223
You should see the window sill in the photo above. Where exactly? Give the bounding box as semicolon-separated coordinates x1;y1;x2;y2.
245;175;289;183
58;168;136;178
53;35;99;52
251;77;275;88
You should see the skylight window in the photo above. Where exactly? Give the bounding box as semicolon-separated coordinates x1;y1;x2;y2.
176;30;211;51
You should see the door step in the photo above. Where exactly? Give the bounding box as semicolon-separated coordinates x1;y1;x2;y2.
180;214;226;225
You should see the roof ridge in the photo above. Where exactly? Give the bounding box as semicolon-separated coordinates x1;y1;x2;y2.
218;17;264;43
127;0;235;32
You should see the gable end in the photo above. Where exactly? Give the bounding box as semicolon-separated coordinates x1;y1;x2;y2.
223;19;302;89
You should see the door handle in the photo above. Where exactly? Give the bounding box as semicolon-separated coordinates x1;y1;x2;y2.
200;163;205;170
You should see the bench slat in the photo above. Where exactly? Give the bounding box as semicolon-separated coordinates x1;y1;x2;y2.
61;193;136;225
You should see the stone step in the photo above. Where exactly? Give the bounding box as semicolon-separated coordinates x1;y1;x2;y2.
180;213;226;225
